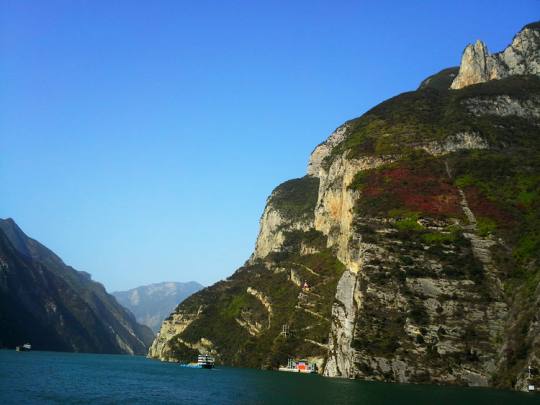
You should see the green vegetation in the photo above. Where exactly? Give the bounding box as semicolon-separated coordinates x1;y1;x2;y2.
221;293;250;319
281;229;326;252
168;337;199;360
417;67;459;91
454;174;475;188
268;176;320;220
448;149;540;267
167;228;345;369
421;230;458;244
393;212;424;232
323;76;540;169
476;217;496;237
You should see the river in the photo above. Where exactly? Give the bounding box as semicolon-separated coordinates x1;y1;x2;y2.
0;350;537;404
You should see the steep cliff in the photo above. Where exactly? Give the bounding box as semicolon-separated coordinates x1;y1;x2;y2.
0;219;154;354
149;22;540;391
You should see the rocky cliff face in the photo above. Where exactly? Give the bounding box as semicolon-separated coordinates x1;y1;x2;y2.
0;219;154;354
149;23;540;391
251;177;320;260
451;22;540;89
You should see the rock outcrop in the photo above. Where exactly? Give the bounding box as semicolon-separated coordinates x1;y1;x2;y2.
324;270;359;377
148;304;206;361
451;22;540;89
149;22;540;392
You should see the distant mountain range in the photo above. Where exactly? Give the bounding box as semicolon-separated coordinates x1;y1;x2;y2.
113;282;203;332
0;218;154;354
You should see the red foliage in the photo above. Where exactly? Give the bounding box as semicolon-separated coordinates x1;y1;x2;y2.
464;187;514;226
362;166;462;217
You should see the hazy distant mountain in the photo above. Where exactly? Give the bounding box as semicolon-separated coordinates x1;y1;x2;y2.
113;282;203;332
0;218;154;354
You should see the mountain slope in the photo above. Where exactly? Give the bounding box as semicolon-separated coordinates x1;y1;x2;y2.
0;218;154;354
148;22;540;391
113;282;203;332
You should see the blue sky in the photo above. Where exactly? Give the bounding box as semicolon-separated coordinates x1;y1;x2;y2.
1;1;537;291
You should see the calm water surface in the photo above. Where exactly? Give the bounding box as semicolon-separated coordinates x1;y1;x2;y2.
0;350;538;404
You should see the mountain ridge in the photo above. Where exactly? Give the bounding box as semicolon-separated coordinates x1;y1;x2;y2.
0;218;154;354
148;22;540;391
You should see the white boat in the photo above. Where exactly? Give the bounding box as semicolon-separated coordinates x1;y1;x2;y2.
16;343;31;352
197;354;215;369
180;354;215;369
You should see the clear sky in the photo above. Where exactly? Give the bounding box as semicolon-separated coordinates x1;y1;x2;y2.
1;1;538;291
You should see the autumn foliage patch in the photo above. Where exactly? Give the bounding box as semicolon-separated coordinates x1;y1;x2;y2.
356;164;462;217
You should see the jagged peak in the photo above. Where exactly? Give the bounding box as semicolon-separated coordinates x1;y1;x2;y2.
450;21;540;90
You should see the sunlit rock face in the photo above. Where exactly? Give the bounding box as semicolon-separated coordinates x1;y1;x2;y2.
149;22;540;392
451;23;540;90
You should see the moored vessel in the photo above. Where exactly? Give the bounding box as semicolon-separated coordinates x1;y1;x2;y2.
179;354;215;369
278;358;317;374
15;343;32;352
197;354;215;369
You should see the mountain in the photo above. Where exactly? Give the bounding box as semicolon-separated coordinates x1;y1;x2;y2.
113;282;203;333
148;22;540;392
450;21;540;89
0;218;154;354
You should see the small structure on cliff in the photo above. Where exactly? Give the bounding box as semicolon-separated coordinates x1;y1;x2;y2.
528;364;536;392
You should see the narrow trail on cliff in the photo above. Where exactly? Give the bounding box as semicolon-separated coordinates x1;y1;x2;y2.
445;159;505;300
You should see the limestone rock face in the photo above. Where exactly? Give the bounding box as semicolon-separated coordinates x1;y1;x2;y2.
451;40;493;89
147;305;206;361
313;153;387;271
251;201;312;261
149;23;540;392
463;95;540;119
323;270;359;377
251;176;320;261
307;124;349;177
451;24;540;89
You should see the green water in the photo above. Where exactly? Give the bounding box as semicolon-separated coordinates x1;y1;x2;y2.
0;350;538;404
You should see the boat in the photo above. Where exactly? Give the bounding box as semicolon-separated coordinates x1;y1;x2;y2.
179;354;215;369
15;343;31;352
197;354;215;369
278;358;317;374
